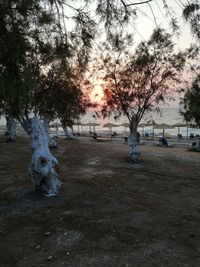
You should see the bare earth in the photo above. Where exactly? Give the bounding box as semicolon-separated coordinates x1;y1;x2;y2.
1;136;200;267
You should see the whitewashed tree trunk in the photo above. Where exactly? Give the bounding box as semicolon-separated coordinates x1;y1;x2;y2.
6;116;16;142
62;124;74;139
128;117;140;161
197;141;200;152
43;117;57;148
22;117;61;197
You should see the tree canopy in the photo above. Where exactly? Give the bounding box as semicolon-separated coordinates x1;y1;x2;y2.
0;0;95;123
95;28;185;125
35;66;91;127
0;0;196;124
180;1;200;125
180;75;200;126
183;0;200;40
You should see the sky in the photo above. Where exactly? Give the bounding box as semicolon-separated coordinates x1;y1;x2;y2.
134;0;194;108
126;0;193;49
65;1;195;108
65;0;194;48
118;1;195;107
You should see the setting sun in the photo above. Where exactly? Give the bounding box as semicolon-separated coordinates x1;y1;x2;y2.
90;82;104;104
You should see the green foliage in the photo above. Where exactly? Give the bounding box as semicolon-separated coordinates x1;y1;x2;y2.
0;0;192;125
180;75;200;126
183;0;200;40
181;1;200;126
35;65;91;127
96;0;136;32
97;28;185;124
0;0;96;123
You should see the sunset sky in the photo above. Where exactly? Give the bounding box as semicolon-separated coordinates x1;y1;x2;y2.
67;1;195;108
91;0;195;107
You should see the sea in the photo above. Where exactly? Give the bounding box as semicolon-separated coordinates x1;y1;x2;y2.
1;107;199;138
73;107;200;138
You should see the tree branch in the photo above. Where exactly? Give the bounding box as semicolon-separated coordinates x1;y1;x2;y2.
120;0;153;7
112;59;131;122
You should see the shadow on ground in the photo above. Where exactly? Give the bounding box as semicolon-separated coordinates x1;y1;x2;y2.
1;136;200;266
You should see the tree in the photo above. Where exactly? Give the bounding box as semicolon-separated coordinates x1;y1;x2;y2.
96;29;185;161
180;1;200;126
35;66;91;139
180;75;200;126
180;77;200;152
0;0;64;196
183;0;200;40
5;116;17;142
0;0;95;196
0;0;189;195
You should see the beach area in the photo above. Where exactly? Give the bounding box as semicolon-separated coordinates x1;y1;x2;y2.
1;135;200;266
1;107;200;139
1;0;200;266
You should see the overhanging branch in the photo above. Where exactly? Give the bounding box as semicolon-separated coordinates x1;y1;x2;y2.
120;0;153;7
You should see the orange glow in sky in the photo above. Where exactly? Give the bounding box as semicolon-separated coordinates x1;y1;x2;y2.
90;82;104;104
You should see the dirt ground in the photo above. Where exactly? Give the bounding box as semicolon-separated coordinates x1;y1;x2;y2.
1;136;200;267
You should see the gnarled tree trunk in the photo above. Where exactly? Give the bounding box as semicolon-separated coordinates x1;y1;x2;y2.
62;123;74;139
128;116;139;161
22;117;61;197
43;117;57;148
6;116;16;142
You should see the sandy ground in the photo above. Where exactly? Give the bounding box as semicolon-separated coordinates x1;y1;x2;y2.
1;136;200;267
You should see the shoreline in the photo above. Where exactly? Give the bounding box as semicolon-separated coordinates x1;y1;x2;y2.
0;126;197;149
1;117;200;139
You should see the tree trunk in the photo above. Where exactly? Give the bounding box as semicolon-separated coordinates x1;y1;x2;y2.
128;117;140;161
43;117;57;148
62;123;74;139
22;117;61;197
6;116;16;142
197;141;200;152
